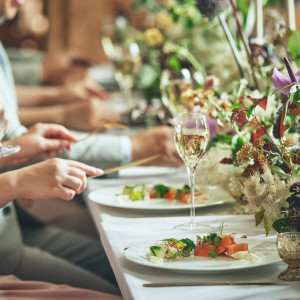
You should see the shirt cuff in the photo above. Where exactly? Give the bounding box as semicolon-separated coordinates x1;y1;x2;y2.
120;135;132;165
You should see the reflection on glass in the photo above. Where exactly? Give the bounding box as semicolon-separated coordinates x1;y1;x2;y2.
160;68;193;118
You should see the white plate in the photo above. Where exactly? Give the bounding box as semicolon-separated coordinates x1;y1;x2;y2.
124;236;281;274
88;184;230;212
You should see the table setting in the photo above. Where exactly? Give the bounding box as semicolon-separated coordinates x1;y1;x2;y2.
82;0;300;299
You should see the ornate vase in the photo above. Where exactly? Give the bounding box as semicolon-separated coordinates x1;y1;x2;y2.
276;232;300;281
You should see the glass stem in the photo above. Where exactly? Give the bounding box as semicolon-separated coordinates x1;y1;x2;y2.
187;166;196;224
121;87;133;124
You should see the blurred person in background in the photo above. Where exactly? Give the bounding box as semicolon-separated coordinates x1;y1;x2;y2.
0;0;181;237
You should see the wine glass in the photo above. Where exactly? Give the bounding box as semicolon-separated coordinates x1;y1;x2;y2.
0;104;20;157
101;18;141;123
174;113;210;231
160;68;193;118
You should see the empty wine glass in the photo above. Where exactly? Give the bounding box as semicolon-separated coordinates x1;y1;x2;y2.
174;113;210;231
160;68;193;118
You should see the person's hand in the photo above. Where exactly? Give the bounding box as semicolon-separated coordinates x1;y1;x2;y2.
61;98;121;131
59;75;109;103
130;126;183;167
2;123;76;165
41;50;96;85
14;158;103;201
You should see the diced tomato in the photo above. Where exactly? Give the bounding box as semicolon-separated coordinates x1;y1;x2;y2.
150;192;157;199
216;235;236;255
194;244;216;257
180;193;190;204
164;188;176;200
228;243;248;256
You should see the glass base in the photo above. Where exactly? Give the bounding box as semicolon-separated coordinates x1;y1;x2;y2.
0;145;20;158
173;221;209;232
278;266;300;281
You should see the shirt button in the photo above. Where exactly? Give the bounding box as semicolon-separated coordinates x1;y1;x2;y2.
3;206;11;216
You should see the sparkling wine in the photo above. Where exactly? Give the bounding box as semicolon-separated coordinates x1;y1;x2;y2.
175;129;209;170
113;55;141;89
161;80;192;118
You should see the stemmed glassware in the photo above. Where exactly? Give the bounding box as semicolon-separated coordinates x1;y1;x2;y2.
101;17;141;123
160;68;193;118
174;113;210;231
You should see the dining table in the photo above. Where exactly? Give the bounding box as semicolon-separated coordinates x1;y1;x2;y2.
83;165;300;300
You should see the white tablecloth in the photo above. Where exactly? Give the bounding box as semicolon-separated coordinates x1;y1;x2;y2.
84;167;300;300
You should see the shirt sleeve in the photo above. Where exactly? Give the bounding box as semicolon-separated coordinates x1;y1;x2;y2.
119;135;132;165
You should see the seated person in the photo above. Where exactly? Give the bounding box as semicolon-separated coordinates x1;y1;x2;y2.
0;102;120;295
0;0;182;239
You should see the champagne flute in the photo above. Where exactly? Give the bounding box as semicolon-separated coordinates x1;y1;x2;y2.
160;68;193;118
174;113;210;231
101;18;141;123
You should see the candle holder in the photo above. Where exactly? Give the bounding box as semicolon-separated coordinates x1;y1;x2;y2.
276;232;300;281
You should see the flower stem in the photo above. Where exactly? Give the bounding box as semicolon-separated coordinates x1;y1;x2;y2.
229;0;260;91
218;13;245;80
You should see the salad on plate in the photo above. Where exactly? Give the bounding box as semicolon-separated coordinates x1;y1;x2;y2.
115;183;208;204
149;233;258;264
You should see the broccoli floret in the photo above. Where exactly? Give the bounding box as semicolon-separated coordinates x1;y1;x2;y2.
155;184;169;198
182;184;190;194
179;238;195;256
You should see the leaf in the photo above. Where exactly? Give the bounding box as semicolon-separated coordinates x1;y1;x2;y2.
231;135;244;161
209;248;218;258
272;218;290;233
251;126;270;143
255;208;265;226
247;96;268;111
264;218;271;236
273;106;290;139
268;165;293;179
220;158;233;164
289;102;300;116
231;102;241;110
293;89;300;108
231;109;248;131
167;54;181;72
291;146;300;165
287;30;300;60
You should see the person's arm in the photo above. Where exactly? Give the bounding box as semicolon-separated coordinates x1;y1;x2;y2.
18;99;121;130
0;171;20;207
16;86;63;107
16;78;109;108
0;158;103;208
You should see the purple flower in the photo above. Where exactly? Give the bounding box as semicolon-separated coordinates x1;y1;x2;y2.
271;67;300;95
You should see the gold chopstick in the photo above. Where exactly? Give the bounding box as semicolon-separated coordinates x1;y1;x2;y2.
88;154;160;179
143;281;284;287
73;123;128;143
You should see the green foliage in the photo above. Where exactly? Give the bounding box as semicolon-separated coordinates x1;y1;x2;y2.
272;217;290;233
255;208;265;226
209;248;218;258
167;54;181;72
287;30;300;61
154;184;169;198
231;135;244;163
264;218;271;236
